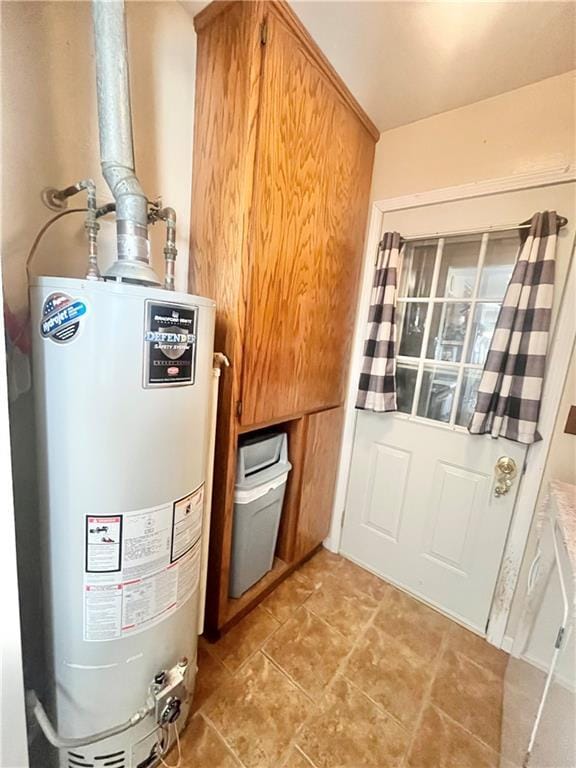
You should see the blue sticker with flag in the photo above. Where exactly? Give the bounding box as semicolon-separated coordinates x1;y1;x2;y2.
41;292;87;343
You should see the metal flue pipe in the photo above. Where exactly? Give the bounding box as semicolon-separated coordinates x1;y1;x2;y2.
92;0;160;285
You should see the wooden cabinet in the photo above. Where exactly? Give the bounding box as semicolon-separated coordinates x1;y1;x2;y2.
190;0;377;636
241;10;374;426
295;407;345;560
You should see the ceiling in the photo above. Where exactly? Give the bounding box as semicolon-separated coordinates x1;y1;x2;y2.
291;1;576;132
184;1;576;134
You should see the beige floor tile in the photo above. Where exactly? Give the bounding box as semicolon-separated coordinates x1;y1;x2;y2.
407;705;499;768
210;605;280;672
336;557;392;601
373;588;452;663
297;677;409;768
344;624;432;729
305;577;378;639
180;713;241;767
431;648;503;752
204;652;314;768
264;606;351;699
192;639;233;713
295;547;343;589
447;622;508;678
262;572;315;624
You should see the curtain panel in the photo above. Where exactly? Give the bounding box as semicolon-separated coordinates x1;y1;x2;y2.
356;231;402;412
469;211;558;444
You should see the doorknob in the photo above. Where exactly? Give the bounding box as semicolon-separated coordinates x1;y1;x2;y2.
494;456;517;497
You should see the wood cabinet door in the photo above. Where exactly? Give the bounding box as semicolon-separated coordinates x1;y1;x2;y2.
295;407;344;560
240;8;375;426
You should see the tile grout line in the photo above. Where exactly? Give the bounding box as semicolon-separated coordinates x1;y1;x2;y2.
399;627;451;768
434;630;506;756
293;743;317;768
261;648;317;704
213;609;283;676
429;702;501;762
200;711;248;768
286;593;386;767
342;672;409;735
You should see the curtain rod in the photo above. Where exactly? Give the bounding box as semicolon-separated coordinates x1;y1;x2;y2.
398;215;568;244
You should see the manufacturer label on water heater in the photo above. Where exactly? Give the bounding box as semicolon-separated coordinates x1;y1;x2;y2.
143;301;197;387
40;292;87;343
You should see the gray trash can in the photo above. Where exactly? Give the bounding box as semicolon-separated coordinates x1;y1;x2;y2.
229;433;292;598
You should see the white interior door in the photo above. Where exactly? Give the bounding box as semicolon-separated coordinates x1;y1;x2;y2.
341;181;575;634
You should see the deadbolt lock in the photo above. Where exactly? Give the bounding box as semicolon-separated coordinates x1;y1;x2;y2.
494;456;517;497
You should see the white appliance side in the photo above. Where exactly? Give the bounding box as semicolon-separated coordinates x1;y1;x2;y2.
30;277;215;766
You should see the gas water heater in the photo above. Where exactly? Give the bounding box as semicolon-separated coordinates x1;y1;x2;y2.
28;1;216;766
31;280;215;767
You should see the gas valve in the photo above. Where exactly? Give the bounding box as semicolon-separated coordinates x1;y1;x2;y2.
151;661;188;728
160;696;182;725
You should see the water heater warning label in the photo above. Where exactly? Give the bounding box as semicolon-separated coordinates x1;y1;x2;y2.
86;516;122;573
83;486;203;642
143;301;197;387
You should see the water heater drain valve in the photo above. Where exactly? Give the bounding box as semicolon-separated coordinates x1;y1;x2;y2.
151;658;189;728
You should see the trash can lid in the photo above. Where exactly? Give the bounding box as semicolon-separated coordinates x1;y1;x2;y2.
234;469;291;504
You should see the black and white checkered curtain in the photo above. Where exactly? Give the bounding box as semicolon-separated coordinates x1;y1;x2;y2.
469;211;558;444
356;232;402;412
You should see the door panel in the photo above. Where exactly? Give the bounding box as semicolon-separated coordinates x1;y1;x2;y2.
362;443;410;541
424;462;487;571
241;10;374;426
342;181;575;633
343;413;526;632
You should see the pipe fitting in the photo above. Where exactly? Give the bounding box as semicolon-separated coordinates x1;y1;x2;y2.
92;0;160;286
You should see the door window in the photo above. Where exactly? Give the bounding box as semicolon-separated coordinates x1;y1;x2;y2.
396;232;517;427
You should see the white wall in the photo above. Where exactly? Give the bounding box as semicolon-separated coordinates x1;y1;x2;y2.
1;0;198;315
370;71;576;201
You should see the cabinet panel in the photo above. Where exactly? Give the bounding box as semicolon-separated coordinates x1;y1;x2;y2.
295;407;345;559
189;0;265;629
240;9;375;426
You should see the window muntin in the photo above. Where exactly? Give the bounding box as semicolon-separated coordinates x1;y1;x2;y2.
396;232;514;428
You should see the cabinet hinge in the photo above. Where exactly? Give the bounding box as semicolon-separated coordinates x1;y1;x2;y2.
236;400;243;418
260;20;268;45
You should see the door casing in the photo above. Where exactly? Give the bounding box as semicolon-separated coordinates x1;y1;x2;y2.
327;164;576;648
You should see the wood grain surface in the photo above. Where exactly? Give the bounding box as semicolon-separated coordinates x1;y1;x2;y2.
190;0;376;634
295;407;345;560
189;0;265;629
240;7;375;426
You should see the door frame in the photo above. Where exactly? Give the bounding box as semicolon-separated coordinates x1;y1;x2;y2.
327;164;576;648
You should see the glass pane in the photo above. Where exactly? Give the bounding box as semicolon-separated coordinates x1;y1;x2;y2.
398;302;428;358
398;241;436;298
456;369;482;427
426;302;470;363
479;235;517;300
435;236;481;298
467;302;499;365
417;365;459;423
396;363;418;414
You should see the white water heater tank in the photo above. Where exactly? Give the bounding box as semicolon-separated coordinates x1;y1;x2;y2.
30;276;215;768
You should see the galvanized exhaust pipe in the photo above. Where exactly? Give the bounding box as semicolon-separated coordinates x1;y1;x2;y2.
92;0;160;285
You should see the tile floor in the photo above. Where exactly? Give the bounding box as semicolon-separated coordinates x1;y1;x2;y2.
179;548;508;768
